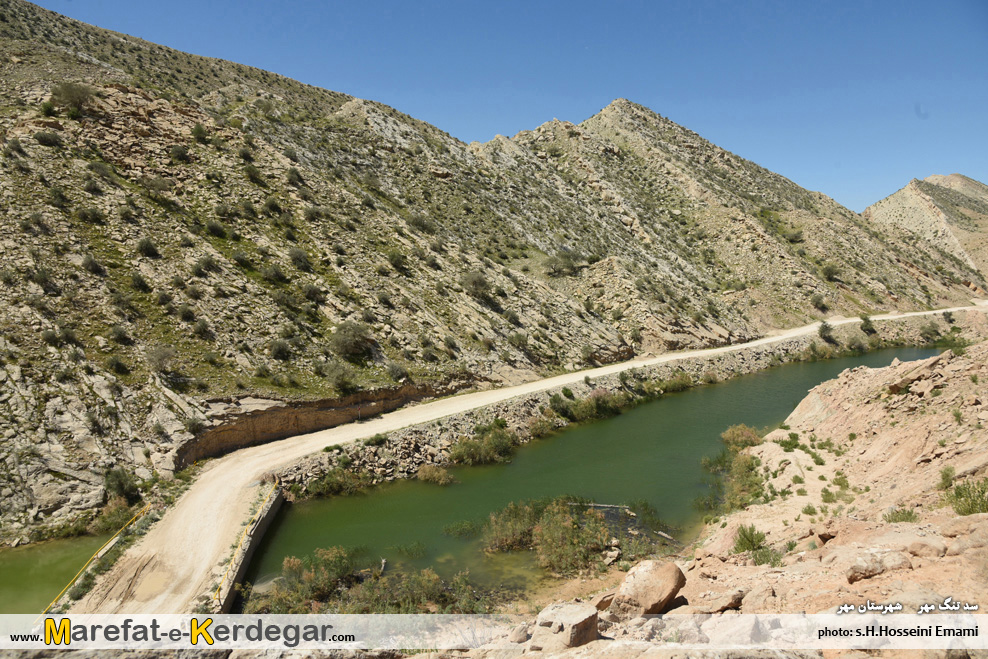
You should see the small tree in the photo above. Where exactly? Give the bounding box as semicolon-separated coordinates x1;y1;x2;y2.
818;320;835;343
859;314;876;335
147;345;177;373
104;467;141;505
51;81;94;116
919;321;940;343
331;321;373;361
461;271;491;300
820;263;840;282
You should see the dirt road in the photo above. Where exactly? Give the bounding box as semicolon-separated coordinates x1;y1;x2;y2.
71;304;987;614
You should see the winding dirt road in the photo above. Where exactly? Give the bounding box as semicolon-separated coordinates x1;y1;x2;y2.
71;304;987;614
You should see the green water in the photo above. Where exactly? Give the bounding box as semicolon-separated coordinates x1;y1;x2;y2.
0;534;110;613
245;347;939;593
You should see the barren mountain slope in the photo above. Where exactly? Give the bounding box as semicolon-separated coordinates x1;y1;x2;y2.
0;0;985;540
865;173;988;276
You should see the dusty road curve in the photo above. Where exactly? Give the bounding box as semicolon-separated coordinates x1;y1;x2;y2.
72;304;987;614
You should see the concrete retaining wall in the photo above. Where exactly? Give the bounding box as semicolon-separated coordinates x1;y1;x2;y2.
213;485;284;613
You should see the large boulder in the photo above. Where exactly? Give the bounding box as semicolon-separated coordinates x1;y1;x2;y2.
846;554;883;583
609;560;686;618
528;602;599;652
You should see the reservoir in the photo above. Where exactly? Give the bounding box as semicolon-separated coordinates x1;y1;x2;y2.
243;347;939;594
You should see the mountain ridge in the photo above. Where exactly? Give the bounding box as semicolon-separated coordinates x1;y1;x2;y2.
864;172;988;276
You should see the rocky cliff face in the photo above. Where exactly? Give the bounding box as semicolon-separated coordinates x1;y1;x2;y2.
0;0;986;540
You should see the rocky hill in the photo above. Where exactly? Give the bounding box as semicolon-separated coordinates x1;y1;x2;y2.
864;173;988;276
0;0;985;540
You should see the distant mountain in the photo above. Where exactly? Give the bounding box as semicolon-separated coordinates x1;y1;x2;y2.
865;174;988;277
0;0;984;539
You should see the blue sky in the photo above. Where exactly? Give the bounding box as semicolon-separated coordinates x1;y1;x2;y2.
32;0;988;211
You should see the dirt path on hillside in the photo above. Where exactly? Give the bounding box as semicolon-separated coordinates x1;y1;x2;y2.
71;304;987;614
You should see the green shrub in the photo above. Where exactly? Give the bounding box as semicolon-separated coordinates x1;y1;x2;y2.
169;145;191;163
288;247;311;271
75;207;106;224
882;508;918;523
416;465;454;486
147;345;176;373
363;433;387;447
137;237;160;258
801;504;817;515
51;81;94;113
919;322;940;343
307;468;371;497
262;264;289;283
943;478;988;515
751;547;784;567
245;164;264;184
938;466;956;491
107;355;129;375
104;468;141;505
450;419;517;465
483;500;542;551
860;315;876;335
386;362;408;381
721;424;762;450
820;263;840;281
732;524;766;553
109;324;131;345
533;500;609;573
407;214;437;234
48;186;70;208
386;250;408;273
81;253;104;275
461;271;491;300
91;498;135;534
34;131;62;147
331;321;373;361
131;272;152;293
205;219;227;238
725;454;764;510
270;339;291;361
